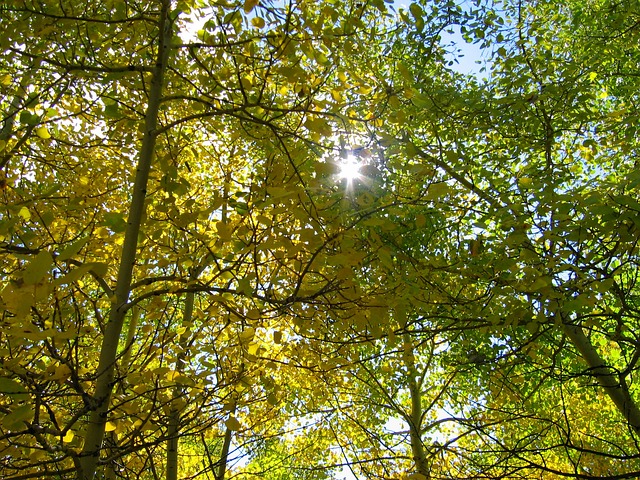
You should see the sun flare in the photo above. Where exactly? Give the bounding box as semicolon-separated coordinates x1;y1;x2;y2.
337;156;362;182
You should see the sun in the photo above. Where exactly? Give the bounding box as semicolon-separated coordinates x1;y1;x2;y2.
337;156;363;182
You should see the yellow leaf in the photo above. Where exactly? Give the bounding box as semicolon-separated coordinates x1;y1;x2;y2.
305;117;332;136
251;17;265;28
425;183;449;199
216;221;233;242
0;74;10;86
105;421;117;432
53;364;72;381
18;206;31;221
518;177;533;188
62;430;75;443
35;126;51;139
239;327;255;343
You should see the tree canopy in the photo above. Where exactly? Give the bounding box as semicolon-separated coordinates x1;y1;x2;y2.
1;0;640;479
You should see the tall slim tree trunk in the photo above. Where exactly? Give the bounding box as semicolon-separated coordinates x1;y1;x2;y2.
562;319;640;434
105;307;141;480
166;290;195;480
215;426;233;480
403;336;430;479
78;2;173;478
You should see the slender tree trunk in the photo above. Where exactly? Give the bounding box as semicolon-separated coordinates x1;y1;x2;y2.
105;307;141;480
77;2;173;478
166;290;195;480
562;320;640;434
215;425;233;480
403;336;430;479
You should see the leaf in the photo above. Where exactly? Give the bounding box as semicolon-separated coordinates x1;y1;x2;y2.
105;421;117;432
445;150;458;162
22;250;54;285
35;126;51;139
251;17;265;28
0;377;28;399
57;237;89;261
409;3;423;21
406;474;427;480
243;0;259;13
2;404;33;429
304;117;332;136
103;212;127;233
62;430;75;443
225;416;242;431
239;327;255;343
18;206;31;221
518;177;533;188
87;262;109;277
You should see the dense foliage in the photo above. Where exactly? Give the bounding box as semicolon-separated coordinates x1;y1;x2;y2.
1;0;639;479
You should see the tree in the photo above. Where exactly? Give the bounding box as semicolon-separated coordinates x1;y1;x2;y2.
348;0;640;477
2;0;640;479
0;0;394;478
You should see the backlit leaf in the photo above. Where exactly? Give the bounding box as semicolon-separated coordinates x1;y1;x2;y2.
225;416;242;431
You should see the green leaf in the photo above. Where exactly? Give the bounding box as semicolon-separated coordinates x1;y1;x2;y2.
0;377;28;399
103;212;127;233
225;416;242;431
57;237;89;261
87;262;109;277
22;250;54;285
2;404;33;429
54;264;93;285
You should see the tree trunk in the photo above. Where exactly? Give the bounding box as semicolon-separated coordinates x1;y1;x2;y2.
166;290;195;480
215;426;233;480
77;1;173;478
562;320;640;434
403;336;430;479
